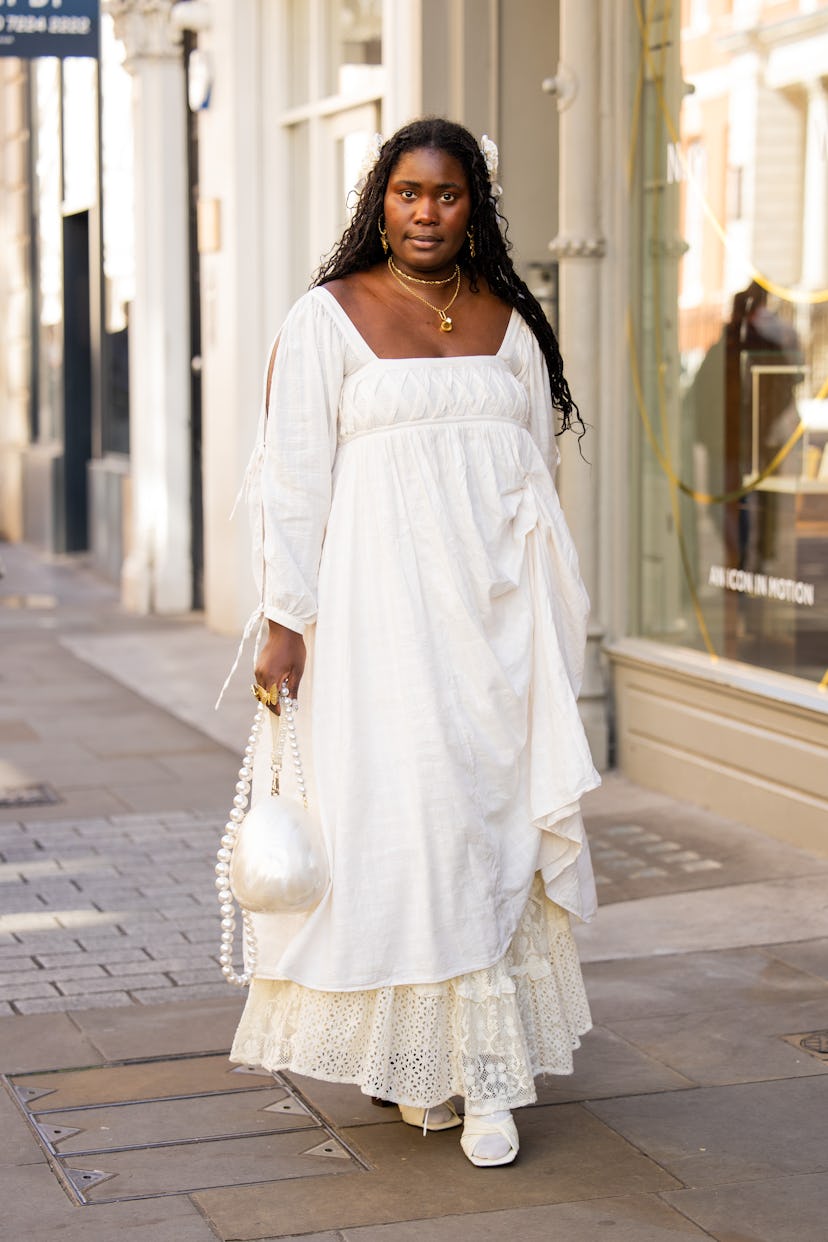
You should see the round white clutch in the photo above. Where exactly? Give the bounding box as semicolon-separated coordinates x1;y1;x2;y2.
216;691;328;986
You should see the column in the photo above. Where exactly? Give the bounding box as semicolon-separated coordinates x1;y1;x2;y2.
105;0;192;613
382;0;422;132
547;0;608;767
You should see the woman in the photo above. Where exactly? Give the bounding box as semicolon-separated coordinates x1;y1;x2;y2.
230;118;600;1168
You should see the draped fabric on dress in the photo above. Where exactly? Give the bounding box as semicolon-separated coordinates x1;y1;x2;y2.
229;288;600;1106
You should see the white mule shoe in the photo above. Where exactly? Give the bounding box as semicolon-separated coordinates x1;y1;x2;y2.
460;1111;519;1167
398;1101;462;1133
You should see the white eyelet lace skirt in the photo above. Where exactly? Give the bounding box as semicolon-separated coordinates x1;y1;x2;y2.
229;875;591;1112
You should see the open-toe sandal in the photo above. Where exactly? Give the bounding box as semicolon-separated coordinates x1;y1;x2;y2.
398;1101;462;1133
460;1112;519;1166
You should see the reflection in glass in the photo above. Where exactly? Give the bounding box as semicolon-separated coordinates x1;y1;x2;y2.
635;0;828;683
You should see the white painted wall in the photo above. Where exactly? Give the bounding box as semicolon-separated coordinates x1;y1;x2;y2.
0;62;31;543
198;1;268;635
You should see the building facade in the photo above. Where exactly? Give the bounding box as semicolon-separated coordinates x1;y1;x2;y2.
1;0;826;848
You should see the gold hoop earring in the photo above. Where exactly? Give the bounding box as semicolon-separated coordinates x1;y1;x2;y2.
467;227;476;259
379;219;389;255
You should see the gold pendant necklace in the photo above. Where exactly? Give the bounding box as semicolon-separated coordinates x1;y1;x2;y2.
387;256;461;332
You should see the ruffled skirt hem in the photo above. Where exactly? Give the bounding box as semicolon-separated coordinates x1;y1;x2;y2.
229;875;592;1111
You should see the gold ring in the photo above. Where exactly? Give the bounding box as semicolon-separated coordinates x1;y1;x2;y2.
251;683;273;706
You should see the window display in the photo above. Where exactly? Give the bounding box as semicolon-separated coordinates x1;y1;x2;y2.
631;0;828;686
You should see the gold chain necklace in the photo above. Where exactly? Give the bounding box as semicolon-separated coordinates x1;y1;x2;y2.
388;256;458;287
387;257;461;332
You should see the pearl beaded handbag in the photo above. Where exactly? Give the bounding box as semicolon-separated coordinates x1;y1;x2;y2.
215;690;329;987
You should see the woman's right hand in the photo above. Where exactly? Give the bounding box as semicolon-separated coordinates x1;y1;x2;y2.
254;620;306;713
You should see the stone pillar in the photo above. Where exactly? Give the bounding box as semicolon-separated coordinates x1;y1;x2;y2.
383;0;422;131
105;0;192;613
801;79;828;291
547;0;609;768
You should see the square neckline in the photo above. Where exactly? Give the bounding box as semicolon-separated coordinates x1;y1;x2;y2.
315;286;520;364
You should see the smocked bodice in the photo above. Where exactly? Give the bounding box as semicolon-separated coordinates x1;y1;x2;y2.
338;352;530;443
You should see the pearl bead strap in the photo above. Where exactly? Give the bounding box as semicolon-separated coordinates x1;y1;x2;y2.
215;690;306;987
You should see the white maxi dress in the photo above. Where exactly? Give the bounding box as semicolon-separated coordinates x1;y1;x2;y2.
229;287;601;1112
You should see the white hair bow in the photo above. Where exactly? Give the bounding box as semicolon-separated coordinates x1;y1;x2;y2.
480;135;503;199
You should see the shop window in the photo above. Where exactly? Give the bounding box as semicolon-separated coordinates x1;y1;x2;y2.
630;0;828;687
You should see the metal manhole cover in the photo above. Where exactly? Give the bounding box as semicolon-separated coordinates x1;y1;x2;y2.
0;783;61;809
782;1030;828;1061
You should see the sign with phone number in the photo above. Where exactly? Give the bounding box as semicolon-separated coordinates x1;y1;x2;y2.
0;1;99;59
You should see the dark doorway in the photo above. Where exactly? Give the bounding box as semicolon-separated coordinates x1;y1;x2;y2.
185;30;204;611
62;210;92;551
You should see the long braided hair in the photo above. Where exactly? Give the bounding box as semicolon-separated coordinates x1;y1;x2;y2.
313;118;583;437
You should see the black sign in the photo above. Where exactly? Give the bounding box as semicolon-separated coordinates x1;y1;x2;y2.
0;1;99;59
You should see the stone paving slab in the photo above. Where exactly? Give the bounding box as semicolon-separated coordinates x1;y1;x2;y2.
68;996;244;1062
193;1103;682;1239
532;1025;694;1104
663;1171;828;1242
60;624;254;758
589;1076;828;1187
257;1235;341;1242
762;937;828;982
584;773;828;859
15;991;138;1016
2;744;172;787
0;786;132;822
0;548;241;861
0;1161;219;1242
0;1084;43;1168
575;872;828;962
603;997;828;1086
583;945;828;1023
337;1195;713;1240
589;816;769;904
104;778;236;814
0;1011;101;1074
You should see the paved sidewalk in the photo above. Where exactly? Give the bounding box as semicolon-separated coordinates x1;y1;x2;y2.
1;540;827;1242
